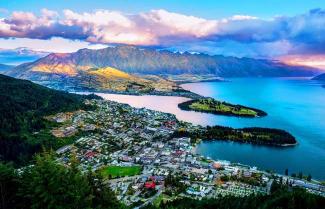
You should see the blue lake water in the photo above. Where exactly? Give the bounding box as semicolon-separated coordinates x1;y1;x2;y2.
96;77;325;179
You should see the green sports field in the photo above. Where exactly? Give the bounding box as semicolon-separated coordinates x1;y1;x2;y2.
101;165;142;178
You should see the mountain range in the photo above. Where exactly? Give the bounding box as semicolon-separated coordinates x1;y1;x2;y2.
4;45;322;93
0;47;49;65
0;63;13;71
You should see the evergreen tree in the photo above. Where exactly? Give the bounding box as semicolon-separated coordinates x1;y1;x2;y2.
285;168;288;176
19;151;93;209
307;174;312;181
0;163;19;209
86;169;123;209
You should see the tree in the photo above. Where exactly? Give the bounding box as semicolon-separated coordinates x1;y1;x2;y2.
0;163;19;209
86;169;122;209
285;168;288;176
307;174;312;181
0;150;125;209
19;151;93;209
65;154;93;209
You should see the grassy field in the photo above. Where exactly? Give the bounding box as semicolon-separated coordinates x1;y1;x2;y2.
189;100;258;116
101;165;142;178
178;98;267;117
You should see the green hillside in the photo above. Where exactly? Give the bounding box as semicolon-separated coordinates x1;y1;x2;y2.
0;74;100;165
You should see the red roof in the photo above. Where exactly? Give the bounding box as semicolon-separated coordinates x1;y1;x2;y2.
85;151;96;158
175;150;184;155
145;181;156;189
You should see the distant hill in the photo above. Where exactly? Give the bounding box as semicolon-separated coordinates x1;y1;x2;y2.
0;74;99;165
0;47;49;65
7;46;320;78
74;66;178;92
5;65;179;93
0;63;14;71
312;73;325;81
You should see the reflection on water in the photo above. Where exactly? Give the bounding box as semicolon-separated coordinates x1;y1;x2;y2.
96;93;223;125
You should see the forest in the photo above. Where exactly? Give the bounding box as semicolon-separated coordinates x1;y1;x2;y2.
173;125;297;146
0;74;100;165
0;151;125;209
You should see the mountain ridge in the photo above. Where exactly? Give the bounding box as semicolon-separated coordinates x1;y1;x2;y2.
0;63;14;71
4;46;322;95
7;45;320;78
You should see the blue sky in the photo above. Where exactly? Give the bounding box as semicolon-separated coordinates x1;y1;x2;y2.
0;0;325;67
1;0;324;19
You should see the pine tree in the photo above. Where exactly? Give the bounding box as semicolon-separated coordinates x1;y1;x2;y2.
86;169;122;209
19;151;93;209
0;163;19;209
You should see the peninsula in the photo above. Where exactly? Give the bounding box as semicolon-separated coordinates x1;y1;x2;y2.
178;98;267;117
173;125;297;147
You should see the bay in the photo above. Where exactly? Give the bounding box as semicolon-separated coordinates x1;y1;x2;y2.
95;77;325;179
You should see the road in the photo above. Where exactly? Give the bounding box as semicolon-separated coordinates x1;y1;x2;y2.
134;189;163;209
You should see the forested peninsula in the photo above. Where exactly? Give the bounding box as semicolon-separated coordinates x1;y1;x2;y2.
173;125;297;146
178;98;267;117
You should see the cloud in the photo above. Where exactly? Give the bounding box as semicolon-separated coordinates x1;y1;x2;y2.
0;37;107;53
140;9;219;38
279;54;325;69
0;8;324;57
61;9;154;45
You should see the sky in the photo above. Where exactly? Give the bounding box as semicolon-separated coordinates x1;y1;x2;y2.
0;0;325;67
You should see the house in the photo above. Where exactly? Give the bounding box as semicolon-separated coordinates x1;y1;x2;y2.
85;151;96;158
56;145;72;154
145;181;156;189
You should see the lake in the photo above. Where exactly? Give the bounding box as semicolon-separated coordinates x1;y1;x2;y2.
96;77;325;180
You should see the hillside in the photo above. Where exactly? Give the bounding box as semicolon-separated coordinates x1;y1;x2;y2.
6;62;193;96
76;67;179;93
7;46;320;79
0;74;99;165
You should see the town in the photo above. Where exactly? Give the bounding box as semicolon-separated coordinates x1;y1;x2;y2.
50;99;325;208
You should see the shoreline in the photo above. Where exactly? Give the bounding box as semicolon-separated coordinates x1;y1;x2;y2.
77;89;297;148
41;78;324;181
174;78;228;85
200;138;298;148
73;93;322;180
71;88;205;100
178;99;267;118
